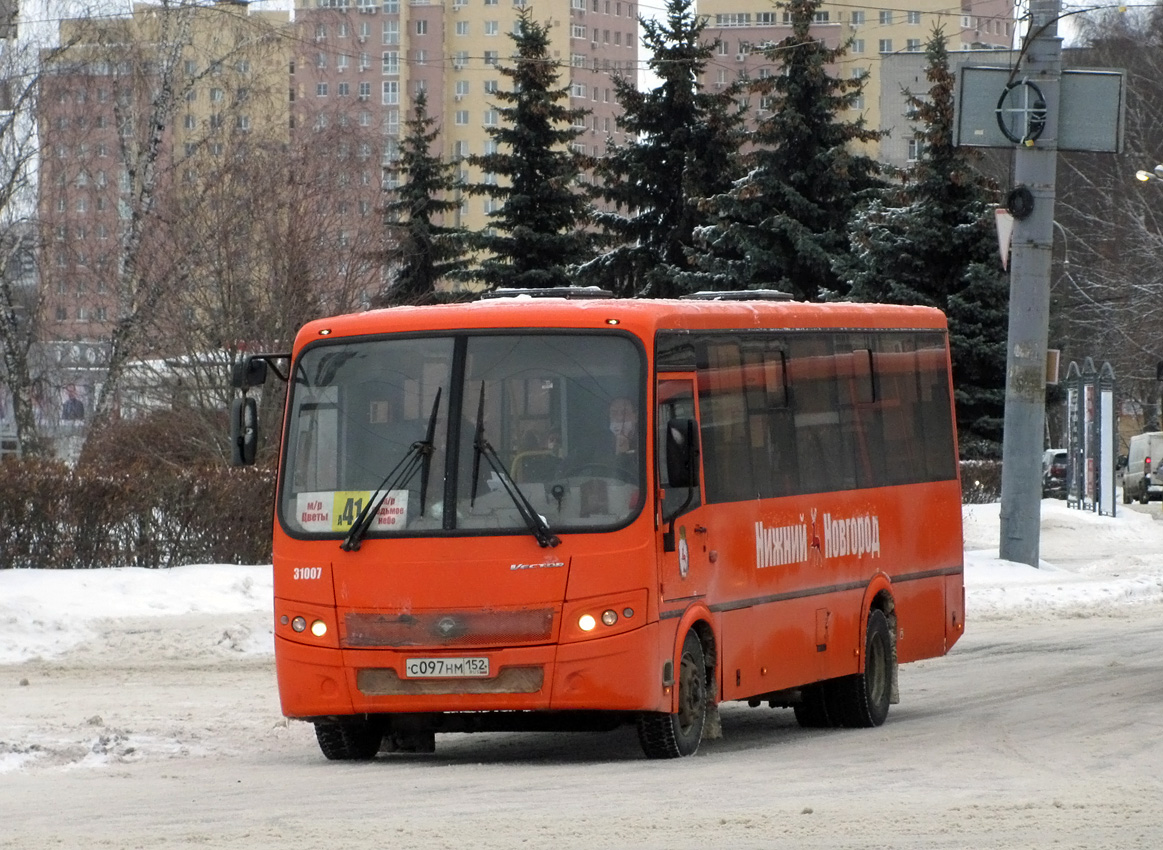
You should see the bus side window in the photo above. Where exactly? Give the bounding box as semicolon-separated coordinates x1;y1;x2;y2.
788;335;854;494
915;336;958;481
701;340;753;502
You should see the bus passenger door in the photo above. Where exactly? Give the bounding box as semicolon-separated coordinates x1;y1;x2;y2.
657;376;710;602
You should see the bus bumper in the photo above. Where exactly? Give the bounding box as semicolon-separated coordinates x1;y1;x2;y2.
275;621;667;719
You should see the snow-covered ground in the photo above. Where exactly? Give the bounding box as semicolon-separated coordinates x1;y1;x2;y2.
3;499;1162;848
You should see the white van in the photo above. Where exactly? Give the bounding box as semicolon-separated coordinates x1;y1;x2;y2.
1123;432;1163;503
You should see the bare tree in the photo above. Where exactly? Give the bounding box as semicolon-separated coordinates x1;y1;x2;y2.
0;28;69;456
139;110;384;464
1049;11;1163;435
35;2;389;464
38;1;300;459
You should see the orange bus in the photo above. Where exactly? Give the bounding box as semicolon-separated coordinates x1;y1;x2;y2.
232;289;964;760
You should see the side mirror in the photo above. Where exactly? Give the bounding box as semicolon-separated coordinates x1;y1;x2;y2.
231;356;269;390
665;418;698;489
230;396;258;466
1117;454;1128;470
661;418;698;553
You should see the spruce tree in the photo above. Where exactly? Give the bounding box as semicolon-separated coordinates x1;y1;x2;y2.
839;30;1008;457
689;0;882;300
584;0;745;297
376;92;469;306
465;10;594;289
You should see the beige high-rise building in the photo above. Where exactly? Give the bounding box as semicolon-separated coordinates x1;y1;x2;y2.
36;1;296;435
697;0;1014;159
40;1;295;343
291;0;638;233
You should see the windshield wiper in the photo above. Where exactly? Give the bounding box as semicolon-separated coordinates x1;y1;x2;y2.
341;388;442;552
470;383;560;549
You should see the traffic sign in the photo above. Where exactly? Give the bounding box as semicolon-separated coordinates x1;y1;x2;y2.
954;66;1125;152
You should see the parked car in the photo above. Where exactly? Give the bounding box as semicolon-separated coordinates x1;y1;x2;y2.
1122;432;1163;504
1042;449;1068;499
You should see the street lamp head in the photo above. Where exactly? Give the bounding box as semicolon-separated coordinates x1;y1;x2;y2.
1137;170;1154;182
1154;164;1163;179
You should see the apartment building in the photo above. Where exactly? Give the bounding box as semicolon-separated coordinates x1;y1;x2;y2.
291;0;638;232
39;1;295;327
35;2;295;436
31;0;639;448
38;0;639;337
698;0;1014;160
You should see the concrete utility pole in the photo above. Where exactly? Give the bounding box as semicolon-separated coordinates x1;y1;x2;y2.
999;0;1062;567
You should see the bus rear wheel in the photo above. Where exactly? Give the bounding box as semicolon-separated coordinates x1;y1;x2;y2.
637;630;708;759
831;608;893;728
314;718;383;761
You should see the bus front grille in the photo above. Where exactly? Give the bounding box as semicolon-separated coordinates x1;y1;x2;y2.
342;608;555;648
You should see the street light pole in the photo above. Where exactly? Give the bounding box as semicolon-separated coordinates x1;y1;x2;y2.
999;0;1062;567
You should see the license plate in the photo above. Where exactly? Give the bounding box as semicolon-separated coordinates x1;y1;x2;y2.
404;657;490;678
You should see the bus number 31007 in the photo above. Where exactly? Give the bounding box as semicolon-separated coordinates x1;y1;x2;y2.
293;567;323;580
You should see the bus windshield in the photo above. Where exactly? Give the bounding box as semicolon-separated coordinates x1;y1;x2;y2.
280;332;645;540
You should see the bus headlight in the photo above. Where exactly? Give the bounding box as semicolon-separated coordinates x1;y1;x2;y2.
310;619;328;637
291;616;307;632
563;590;648;642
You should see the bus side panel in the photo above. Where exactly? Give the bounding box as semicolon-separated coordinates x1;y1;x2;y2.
891;576;948;664
719;592;863;700
717;607;758;702
867;484;961;665
710;479;962;700
945;573;965;651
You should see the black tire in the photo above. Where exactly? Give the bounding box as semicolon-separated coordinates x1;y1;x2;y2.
637;630;708;758
1122;485;1131;505
314;719;383;761
830;609;893;729
793;682;841;728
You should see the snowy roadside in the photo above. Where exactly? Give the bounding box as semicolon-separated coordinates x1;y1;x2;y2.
0;564;274;666
962;500;1163;620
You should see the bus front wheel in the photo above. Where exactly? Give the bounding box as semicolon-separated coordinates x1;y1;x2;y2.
637;630;708;758
314;718;383;761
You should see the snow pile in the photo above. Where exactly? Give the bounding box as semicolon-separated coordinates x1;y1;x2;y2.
963;501;1163;619
0;564;272;665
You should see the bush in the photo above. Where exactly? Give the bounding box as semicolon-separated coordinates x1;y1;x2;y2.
961;459;1002;504
0;456;274;569
0;450;1003;568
